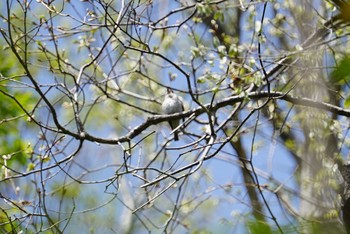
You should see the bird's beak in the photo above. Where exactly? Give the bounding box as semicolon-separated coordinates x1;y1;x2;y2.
167;88;173;94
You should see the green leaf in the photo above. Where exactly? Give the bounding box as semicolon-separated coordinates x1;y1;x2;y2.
27;163;35;171
345;96;350;108
214;11;224;22
213;36;220;48
197;76;206;84
331;57;350;84
247;220;272;234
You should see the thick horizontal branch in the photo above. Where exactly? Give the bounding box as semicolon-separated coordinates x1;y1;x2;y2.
250;91;350;116
80;91;350;144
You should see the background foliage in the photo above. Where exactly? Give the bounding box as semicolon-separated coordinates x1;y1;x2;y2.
1;0;350;233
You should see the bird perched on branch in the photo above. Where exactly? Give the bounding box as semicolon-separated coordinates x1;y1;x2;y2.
162;88;184;141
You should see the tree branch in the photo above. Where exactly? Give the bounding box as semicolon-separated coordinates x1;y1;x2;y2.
76;91;350;144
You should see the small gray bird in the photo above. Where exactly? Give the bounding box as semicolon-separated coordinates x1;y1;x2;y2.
162;88;184;141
